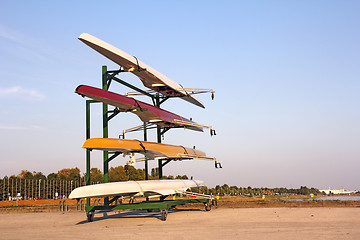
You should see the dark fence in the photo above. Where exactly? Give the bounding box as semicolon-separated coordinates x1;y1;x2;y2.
0;178;97;200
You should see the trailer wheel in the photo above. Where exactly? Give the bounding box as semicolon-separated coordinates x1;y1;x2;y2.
205;203;211;211
161;209;168;221
87;211;94;222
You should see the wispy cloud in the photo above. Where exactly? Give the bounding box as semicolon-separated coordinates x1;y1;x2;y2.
0;24;24;44
0;86;45;101
0;124;43;131
0;24;49;62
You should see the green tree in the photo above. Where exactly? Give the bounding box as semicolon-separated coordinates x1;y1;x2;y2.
33;172;46;180
151;168;159;178
47;173;58;180
222;184;230;194
90;168;104;183
17;170;33;179
57;168;72;180
299;186;310;195
69;168;81;181
126;165;144;181
175;175;188;179
109;166;127;182
215;185;221;195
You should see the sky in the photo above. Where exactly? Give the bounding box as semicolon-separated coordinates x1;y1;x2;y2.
0;1;359;190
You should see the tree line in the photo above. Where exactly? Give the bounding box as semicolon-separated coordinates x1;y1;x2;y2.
4;166;189;183
193;185;321;196
1;166;322;199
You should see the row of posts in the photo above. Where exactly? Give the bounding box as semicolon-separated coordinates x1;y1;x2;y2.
0;178;100;201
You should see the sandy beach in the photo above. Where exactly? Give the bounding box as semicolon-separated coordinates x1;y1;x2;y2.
1;208;359;239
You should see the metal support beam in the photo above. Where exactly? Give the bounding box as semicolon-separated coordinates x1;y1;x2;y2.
162;160;172;167
161;127;171;136
152;93;171;180
144;122;149;201
108;196;120;205
107;108;120;121
85;100;91;207
108;152;121;163
155;93;163;179
112;76;154;99
143;122;149;181
106;69;122;88
102;66;109;206
159;96;169;105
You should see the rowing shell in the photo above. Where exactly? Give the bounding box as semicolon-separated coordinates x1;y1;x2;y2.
78;33;205;108
84;138;220;167
69;179;204;199
83;138;206;160
75;85;208;132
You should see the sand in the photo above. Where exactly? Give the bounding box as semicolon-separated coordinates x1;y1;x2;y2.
0;208;359;239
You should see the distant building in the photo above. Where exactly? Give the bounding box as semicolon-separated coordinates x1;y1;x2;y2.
320;188;357;195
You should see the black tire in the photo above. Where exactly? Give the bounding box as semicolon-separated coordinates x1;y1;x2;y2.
205;203;211;211
161;210;168;221
87;211;94;222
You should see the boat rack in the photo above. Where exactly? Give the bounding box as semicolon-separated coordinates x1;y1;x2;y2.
82;66;216;221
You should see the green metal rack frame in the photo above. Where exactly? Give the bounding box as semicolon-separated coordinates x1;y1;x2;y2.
85;198;211;221
83;66;212;221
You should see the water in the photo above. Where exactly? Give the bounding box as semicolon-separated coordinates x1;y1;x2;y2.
288;196;360;201
315;196;360;201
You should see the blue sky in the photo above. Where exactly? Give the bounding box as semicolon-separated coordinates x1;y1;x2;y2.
0;1;359;189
